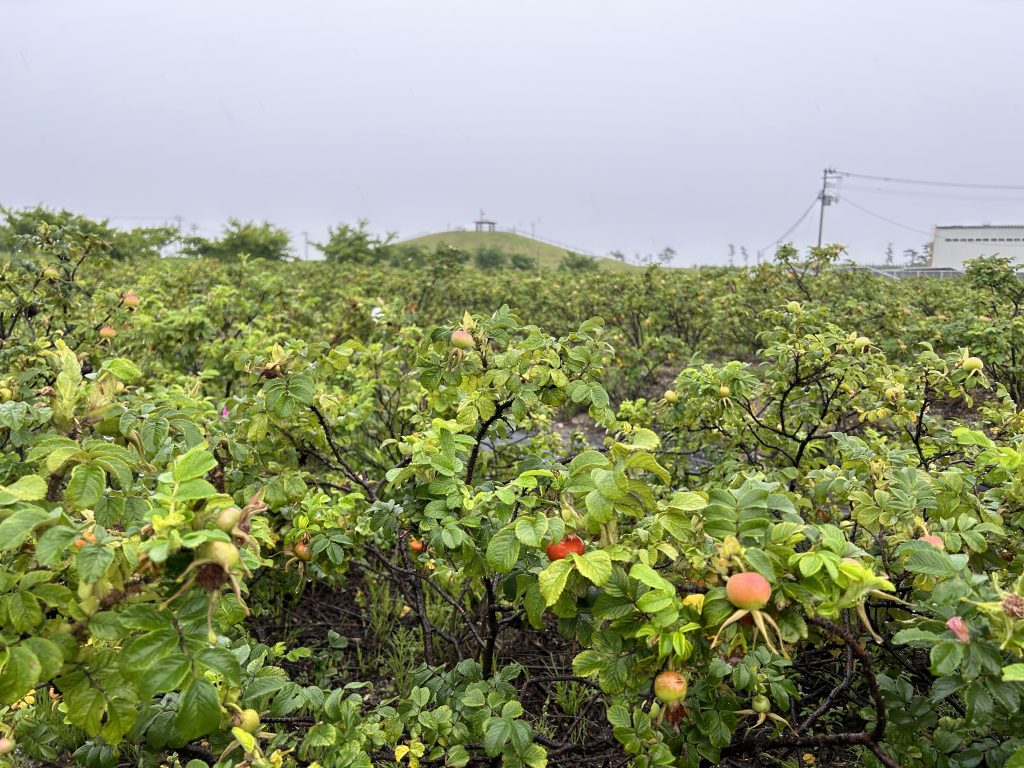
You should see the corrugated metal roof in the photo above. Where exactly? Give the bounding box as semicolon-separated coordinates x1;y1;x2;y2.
934;224;1024;230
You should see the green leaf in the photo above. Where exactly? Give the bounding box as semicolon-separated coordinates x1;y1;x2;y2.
930;640;964;676
538;558;574;606
0;475;47;503
486;526;521;574
818;525;847;553
629;563;675;594
952;427;994;448
628;428;660;451
697;708;732;748
573;550;612;586
798;553;823;577
524;583;546;628
483;716;512;757
119;605;171;631
569;382;590;404
103;358;143;382
60;676;106;736
905;547;960;577
139;654;191;698
241;672;289;703
501;700;524;719
173;478;219;501
584;490;614;524
0;644;41;704
141;417;170;452
304;723;338;748
623;451;670;484
568;450;608;473
593;469;627;500
572;650;604;677
8;591;43;632
173;678;222;743
0;507;51;550
606;703;632;729
287;374;315;405
1002;664;1024;681
122;628;179;670
460;687;487;708
45;446;85;476
66;464;105;510
743;548;776;581
590;385;609;409
22;637;66;680
196;646;242;687
668;491;708;512
77;544;115;583
892;628;939;646
1007;744;1024;768
447;744;470;768
636;590;675;613
514;515;548;548
264;374;316;417
94;458;133;492
172;446;217;483
521;742;547;768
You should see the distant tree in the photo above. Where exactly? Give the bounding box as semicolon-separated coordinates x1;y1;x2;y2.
740;246;749;266
728;244;736;267
636;246;676;267
312;219;394;264
508;253;538;271
473;247;507;270
115;225;179;259
609;249;626;262
903;247;928;267
1;206;111;252
885;242;895;266
184;219;292;261
558;251;599;272
0;205;175;259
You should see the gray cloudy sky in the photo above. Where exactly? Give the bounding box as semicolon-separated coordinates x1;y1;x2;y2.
3;0;1024;265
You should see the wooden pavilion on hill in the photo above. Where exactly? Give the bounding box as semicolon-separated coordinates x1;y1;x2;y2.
474;210;496;232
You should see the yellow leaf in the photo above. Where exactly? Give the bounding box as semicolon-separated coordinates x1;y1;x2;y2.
231;727;257;752
682;594;705;613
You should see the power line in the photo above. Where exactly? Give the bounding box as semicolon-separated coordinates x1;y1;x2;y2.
757;197;820;258
839;196;932;237
836;170;1024;192
836;183;1024;203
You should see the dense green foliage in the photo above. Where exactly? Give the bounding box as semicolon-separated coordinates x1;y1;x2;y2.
312;220;396;265
0;207;176;261
183;219;294;262
1;215;1024;768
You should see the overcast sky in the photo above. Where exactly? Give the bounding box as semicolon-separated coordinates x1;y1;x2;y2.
3;0;1024;265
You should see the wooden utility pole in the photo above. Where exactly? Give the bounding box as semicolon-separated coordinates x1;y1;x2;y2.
817;168;838;247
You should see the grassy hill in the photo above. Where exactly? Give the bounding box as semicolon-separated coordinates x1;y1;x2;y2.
397;230;634;271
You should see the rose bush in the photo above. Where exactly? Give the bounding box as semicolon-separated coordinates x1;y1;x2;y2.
0;217;1023;767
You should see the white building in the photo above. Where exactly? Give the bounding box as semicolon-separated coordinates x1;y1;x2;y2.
931;225;1024;270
